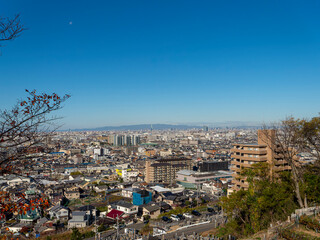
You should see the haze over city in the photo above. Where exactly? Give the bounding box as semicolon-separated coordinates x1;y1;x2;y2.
1;0;320;129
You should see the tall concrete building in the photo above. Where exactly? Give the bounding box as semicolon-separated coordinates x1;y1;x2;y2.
145;157;192;184
229;130;290;194
109;135;140;146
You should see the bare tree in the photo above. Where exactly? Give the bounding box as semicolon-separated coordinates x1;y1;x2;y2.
260;118;307;208
0;90;69;219
299;116;320;162
0;14;24;45
0;89;70;174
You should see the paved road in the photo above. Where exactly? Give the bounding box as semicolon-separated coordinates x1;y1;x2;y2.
86;229;116;240
164;222;216;239
86;211;225;239
87;219;223;240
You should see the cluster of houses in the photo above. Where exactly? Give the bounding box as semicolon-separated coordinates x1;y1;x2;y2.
2;174;217;238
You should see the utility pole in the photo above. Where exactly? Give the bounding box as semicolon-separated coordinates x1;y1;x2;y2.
197;183;199;207
95;207;97;240
116;216;119;240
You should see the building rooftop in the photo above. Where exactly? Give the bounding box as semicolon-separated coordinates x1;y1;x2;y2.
177;169;232;177
150;185;170;193
116;201;134;208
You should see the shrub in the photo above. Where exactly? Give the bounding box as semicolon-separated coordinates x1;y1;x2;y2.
299;216;320;232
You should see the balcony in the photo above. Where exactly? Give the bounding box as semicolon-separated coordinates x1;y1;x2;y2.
231;160;240;165
274;165;291;172
231;168;242;175
231;179;249;189
231;149;267;155
240;163;255;168
231;173;242;178
240;181;249;189
274;160;287;165
231;155;267;161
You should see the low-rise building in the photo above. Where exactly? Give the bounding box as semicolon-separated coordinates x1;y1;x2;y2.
48;205;70;221
133;190;152;206
176;169;232;189
68;211;89;229
141;203;161;219
64;190;80;200
114;201;138;215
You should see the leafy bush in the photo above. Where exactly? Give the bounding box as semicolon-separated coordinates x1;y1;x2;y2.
299;215;320;232
82;230;95;238
70;228;83;240
140;224;153;235
220;166;298;237
98;224;107;232
280;229;320;240
70;171;82;176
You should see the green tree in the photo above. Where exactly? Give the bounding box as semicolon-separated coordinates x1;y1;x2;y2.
140;223;153;235
220;163;297;237
82;231;95;238
71;228;83;240
260;115;320;208
143;215;150;221
98;224;107;232
70;171;82;176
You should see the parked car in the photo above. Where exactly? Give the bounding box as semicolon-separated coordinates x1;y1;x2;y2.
191;210;201;216
183;213;193;219
162;216;172;223
170;214;180;221
177;214;185;220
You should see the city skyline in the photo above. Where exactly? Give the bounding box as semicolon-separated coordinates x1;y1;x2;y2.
1;0;320;129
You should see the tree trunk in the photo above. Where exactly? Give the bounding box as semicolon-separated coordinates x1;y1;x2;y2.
294;179;304;208
304;195;308;208
291;165;304;208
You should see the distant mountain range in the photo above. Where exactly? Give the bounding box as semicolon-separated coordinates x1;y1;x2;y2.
66;122;262;131
69;124;201;131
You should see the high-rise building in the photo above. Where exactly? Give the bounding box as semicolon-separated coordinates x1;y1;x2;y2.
229;130;290;194
110;134;140;146
145;157;192;184
132;135;140;146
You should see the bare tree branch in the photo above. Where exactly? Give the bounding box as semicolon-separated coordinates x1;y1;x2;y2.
0;90;70;173
0;14;25;47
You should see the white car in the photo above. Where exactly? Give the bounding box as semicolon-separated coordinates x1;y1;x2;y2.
171;214;180;221
183;213;193;219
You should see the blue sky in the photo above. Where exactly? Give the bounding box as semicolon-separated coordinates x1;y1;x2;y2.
1;0;320;129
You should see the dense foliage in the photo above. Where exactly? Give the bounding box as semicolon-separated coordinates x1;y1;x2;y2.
220;166;320;238
299;215;320;232
220;164;298;237
280;229;320;240
219;116;320;238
